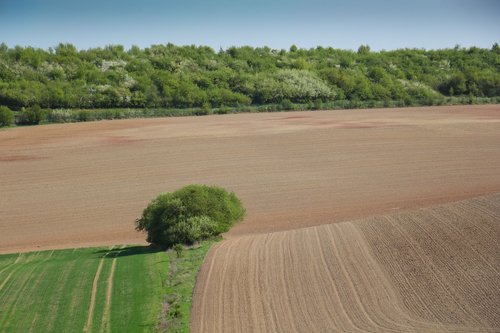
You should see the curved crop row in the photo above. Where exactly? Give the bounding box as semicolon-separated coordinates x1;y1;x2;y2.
191;194;500;332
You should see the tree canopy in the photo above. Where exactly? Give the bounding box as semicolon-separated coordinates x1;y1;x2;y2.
0;43;499;110
135;185;245;248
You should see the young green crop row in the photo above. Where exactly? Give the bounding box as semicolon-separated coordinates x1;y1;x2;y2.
0;243;212;333
0;247;165;332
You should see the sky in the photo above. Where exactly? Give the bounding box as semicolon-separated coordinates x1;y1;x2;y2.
0;0;499;51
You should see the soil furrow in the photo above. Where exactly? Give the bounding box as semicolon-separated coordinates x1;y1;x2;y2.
192;194;500;332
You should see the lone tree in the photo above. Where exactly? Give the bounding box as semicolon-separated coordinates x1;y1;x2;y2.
135;184;245;248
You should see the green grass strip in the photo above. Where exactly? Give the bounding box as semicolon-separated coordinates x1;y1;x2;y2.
0;241;215;333
158;240;216;333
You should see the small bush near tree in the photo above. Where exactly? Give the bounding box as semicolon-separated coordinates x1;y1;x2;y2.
135;184;245;248
0;106;14;127
173;244;184;258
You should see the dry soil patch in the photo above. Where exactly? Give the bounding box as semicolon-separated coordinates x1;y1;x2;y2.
1;105;500;253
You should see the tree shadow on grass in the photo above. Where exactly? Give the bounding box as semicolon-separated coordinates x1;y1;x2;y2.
93;245;163;259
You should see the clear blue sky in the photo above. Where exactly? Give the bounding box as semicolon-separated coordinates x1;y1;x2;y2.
0;0;498;51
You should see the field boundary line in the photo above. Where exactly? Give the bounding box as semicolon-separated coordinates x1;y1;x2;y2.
83;246;114;333
195;243;222;333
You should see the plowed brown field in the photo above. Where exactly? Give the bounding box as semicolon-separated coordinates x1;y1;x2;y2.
1;105;500;253
191;194;500;332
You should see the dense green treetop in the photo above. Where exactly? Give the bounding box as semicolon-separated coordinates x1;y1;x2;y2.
0;43;498;110
136;185;245;248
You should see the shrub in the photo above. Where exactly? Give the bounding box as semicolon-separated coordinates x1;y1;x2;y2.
0;106;14;127
77;110;92;122
278;99;295;111
17;105;46;125
173;244;184;258
46;109;74;123
252;70;332;104
135;185;245;248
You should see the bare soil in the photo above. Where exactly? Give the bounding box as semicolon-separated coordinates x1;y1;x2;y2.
190;194;500;332
1;105;500;253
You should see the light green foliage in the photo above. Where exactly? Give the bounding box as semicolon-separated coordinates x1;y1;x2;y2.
251;69;332;104
0;246;168;333
136;185;245;248
168;216;220;246
0;105;14;126
0;43;499;120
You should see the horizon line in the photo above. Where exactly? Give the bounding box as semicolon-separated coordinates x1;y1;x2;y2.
2;41;499;53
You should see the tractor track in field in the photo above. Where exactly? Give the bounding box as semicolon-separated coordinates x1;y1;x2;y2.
100;245;125;333
83;246;114;333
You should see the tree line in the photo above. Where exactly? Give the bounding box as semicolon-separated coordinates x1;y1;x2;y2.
0;42;499;124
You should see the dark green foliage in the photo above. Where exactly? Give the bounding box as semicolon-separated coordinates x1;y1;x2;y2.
16;105;45;125
135;185;245;248
357;44;371;54
0;43;499;118
173;244;183;258
0;105;14;126
438;70;500;97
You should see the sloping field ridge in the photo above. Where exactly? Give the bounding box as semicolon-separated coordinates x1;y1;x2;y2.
191;194;500;332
